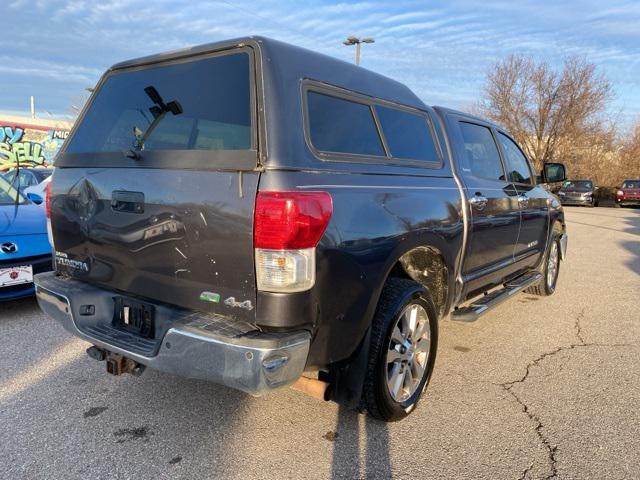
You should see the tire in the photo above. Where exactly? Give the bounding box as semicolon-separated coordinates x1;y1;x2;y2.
360;278;438;422
525;234;561;296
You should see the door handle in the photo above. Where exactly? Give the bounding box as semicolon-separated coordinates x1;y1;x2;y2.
517;194;529;207
469;193;488;210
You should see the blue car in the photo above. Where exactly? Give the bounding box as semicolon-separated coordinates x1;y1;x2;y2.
0;175;53;300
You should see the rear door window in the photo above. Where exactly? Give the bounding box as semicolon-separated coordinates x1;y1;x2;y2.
307;91;384;156
458;122;506;182
66;51;253;154
375;105;439;162
497;133;533;184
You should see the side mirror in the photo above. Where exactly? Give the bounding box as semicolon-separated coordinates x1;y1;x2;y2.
542;163;566;183
27;192;44;204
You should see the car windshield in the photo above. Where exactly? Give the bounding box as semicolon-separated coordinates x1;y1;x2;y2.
562;180;592;189
37;170;53;180
622;180;640;189
0;175;27;205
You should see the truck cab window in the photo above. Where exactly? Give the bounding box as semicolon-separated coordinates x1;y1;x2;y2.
497;133;532;184
458;122;505;181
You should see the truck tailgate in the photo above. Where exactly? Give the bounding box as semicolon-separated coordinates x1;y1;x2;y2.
51;168;259;322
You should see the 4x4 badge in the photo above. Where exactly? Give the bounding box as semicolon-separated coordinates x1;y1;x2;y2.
224;297;254;311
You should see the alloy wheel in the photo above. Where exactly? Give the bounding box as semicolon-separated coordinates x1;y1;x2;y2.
386;303;431;403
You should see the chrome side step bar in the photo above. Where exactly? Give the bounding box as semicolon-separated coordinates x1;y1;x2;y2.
451;272;542;322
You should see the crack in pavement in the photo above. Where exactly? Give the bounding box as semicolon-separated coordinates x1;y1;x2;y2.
501;381;558;480
497;309;637;480
518;461;534;480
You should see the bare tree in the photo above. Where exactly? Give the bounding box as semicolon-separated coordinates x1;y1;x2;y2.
478;55;613;172
620;119;640;183
625;120;640;159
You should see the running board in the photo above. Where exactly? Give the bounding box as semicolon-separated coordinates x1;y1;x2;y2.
452;272;542;322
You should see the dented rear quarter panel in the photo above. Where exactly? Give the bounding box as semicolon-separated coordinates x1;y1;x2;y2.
257;169;463;368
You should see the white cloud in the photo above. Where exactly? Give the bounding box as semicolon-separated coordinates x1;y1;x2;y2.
1;0;638;122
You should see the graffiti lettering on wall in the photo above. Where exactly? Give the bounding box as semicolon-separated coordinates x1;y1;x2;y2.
0;124;69;170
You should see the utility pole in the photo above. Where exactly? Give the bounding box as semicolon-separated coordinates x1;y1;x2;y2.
343;36;375;65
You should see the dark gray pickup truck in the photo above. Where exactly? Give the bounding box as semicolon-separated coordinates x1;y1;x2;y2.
35;36;567;422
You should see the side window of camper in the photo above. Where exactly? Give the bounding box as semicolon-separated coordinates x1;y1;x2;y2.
307;91;385;156
375;105;439;162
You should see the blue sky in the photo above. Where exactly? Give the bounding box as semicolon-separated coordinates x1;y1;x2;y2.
2;0;639;128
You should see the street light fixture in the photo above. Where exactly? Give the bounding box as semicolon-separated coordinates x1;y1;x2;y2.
343;36;375;65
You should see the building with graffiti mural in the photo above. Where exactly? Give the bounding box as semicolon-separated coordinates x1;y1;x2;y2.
0;114;73;172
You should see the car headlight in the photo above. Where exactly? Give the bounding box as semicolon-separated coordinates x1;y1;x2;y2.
558;192;565;196
584;192;593;197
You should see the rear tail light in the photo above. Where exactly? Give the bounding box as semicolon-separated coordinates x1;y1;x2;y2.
255;248;316;292
254;191;332;293
45;181;52;218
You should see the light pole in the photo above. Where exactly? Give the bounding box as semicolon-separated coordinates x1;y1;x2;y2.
343;36;374;65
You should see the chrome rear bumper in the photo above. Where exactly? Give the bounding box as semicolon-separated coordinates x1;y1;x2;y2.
34;272;310;396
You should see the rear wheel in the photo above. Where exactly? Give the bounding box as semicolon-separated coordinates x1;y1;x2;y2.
525;234;561;296
361;278;438;422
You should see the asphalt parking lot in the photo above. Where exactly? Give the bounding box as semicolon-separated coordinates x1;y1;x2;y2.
1;206;638;479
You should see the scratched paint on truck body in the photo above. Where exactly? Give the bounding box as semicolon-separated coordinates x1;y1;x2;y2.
50;169;259;323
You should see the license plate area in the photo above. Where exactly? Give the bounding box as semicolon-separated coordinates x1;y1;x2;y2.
112;297;155;339
0;265;33;287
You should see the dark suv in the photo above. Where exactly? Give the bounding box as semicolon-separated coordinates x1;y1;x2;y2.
557;179;597;207
35;37;567;422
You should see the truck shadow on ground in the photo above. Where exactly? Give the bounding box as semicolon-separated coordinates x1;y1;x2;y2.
623;208;640;235
330;405;392;479
1;299;396;478
2;343;394;478
0;352;250;475
621;211;640;276
621;240;640;276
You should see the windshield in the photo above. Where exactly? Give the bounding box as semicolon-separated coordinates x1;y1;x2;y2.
0;175;27;205
562;180;592;189
622;180;640;189
65;51;252;154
